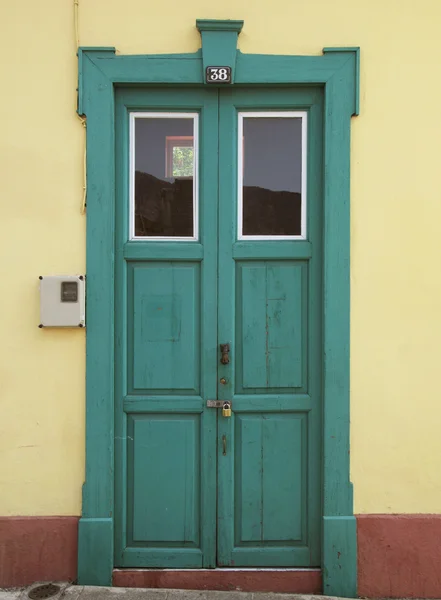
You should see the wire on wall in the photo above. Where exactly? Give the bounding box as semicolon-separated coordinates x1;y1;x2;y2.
78;115;87;214
75;0;87;214
74;0;80;48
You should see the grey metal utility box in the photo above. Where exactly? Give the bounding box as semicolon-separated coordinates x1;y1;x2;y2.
39;275;86;328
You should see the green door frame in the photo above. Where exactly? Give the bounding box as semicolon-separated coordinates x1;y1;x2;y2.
77;19;360;597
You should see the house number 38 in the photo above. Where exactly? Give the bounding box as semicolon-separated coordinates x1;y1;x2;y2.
206;66;232;84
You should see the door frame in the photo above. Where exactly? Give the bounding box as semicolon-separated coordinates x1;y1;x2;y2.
77;20;360;597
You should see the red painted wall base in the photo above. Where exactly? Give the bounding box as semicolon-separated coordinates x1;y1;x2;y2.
113;569;322;593
2;514;441;597
358;514;441;598
0;516;78;588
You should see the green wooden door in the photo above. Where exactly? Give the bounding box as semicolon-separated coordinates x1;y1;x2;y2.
114;86;323;569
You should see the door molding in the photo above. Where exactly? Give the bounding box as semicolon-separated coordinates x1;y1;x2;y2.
77;20;360;597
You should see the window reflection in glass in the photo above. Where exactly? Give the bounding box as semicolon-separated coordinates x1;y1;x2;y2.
133;116;196;238
240;115;304;237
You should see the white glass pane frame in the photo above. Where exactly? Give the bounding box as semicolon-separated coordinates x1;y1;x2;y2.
129;112;199;241
237;111;307;240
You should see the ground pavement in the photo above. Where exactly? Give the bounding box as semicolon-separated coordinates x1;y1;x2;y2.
0;585;356;600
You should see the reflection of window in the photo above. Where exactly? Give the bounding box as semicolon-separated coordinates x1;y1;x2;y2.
165;136;194;178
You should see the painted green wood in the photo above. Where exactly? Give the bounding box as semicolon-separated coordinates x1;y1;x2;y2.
81;52;202;87
237;262;304;391
323;47;360;116
113;87;219;570
232;395;311;412
123;397;203;413
79;22;359;594
323;516;357;598
194;84;219;568
129;263;200;393
217;87;323;569
235;51;353;85
321;56;357;596
306;94;326;572
113;90;128;576
128;414;200;546
236;414;304;543
232;240;312;260
196;19;244;31
77;48;116;587
79;48;355;89
124;242;204;261
78;518;113;586
77;47;116;116
196;20;243;83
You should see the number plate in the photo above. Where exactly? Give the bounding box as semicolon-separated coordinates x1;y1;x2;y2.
206;66;232;84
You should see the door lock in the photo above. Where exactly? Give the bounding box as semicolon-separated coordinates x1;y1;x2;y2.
220;343;230;365
222;401;232;418
206;400;233;409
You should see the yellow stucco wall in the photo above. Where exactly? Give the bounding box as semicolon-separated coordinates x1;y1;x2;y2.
1;0;441;516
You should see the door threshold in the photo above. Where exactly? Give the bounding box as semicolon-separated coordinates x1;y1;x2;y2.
113;568;322;593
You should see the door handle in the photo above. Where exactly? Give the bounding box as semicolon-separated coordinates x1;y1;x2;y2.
220;343;230;365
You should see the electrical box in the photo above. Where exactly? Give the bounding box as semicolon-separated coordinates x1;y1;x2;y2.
39;275;86;328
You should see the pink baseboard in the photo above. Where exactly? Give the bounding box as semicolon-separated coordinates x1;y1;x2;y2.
357;514;441;598
0;516;78;588
2;513;441;597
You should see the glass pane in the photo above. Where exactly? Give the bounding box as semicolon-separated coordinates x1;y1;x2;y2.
133;116;196;238
241;116;303;237
172;145;194;177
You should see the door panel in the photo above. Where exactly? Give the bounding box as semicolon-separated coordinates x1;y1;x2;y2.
129;262;200;393
128;413;200;546
236;261;306;391
217;88;323;567
234;412;306;543
114;88;219;568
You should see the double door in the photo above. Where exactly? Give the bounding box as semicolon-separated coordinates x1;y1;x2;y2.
114;86;323;568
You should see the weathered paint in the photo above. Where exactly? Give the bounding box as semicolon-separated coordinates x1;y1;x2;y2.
1;0;441;554
2;514;441;596
113;569;322;592
358;515;441;598
0;517;78;587
78;38;355;594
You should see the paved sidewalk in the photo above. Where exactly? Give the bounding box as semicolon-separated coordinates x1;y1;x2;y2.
3;584;441;600
0;586;346;600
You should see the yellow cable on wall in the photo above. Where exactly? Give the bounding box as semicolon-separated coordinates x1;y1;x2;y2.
74;0;80;48
75;0;87;214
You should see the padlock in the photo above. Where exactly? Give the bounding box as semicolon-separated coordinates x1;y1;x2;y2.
222;402;232;417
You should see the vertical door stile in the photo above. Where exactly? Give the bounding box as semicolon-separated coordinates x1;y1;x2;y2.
217;88;237;565
200;88;220;567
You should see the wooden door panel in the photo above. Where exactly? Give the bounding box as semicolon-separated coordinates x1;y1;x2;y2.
236;261;306;392
129;262;200;394
127;413;200;546
234;412;306;544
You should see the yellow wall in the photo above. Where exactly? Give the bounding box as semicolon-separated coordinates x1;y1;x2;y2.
1;0;441;516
